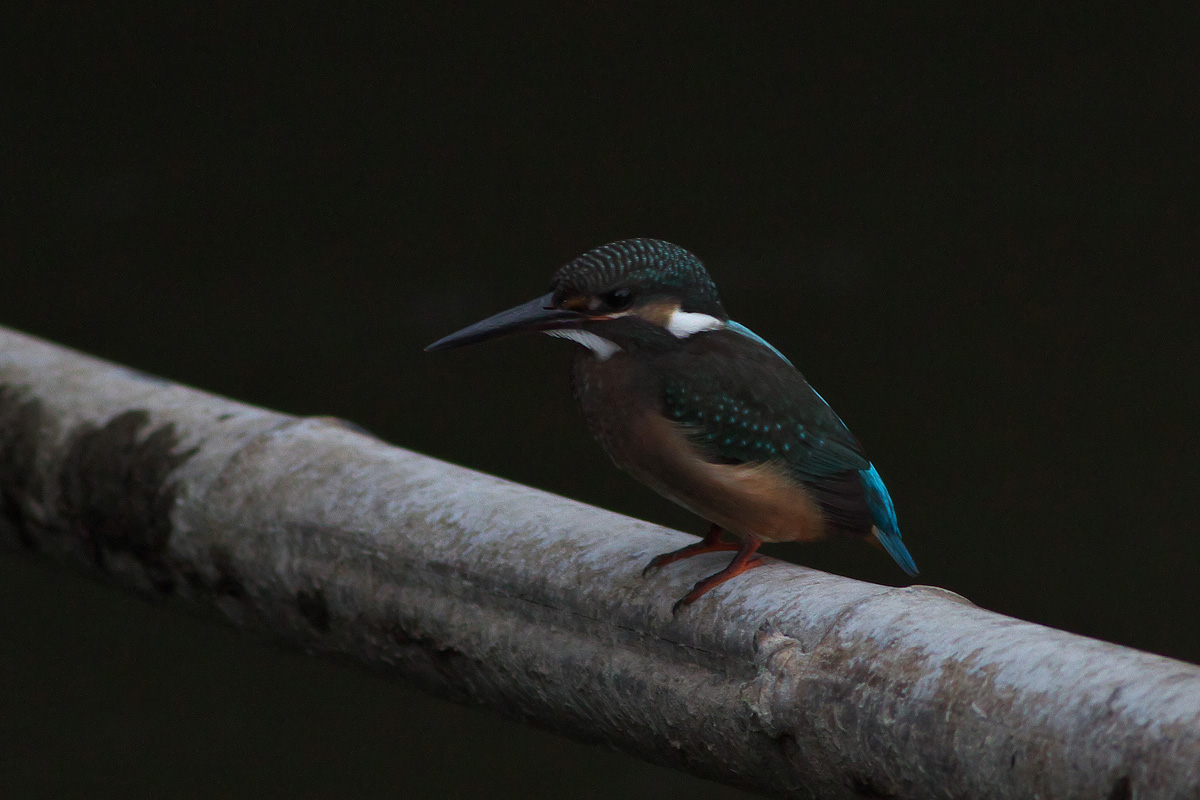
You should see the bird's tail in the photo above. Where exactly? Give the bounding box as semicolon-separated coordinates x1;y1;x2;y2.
871;525;919;577
860;465;919;577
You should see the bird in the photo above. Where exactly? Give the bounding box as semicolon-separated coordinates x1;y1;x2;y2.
426;238;917;611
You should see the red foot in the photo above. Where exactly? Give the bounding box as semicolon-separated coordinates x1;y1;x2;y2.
642;524;738;576
672;538;765;614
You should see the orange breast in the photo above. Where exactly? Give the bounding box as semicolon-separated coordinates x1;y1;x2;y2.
627;413;827;544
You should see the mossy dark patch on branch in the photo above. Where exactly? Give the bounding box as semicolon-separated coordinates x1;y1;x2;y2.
0;384;49;551
58;410;197;594
183;544;250;600
209;545;248;599
296;588;331;631
848;774;899;799
1107;775;1132;800
382;623;471;694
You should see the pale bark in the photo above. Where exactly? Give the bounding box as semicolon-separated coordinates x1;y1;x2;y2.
0;325;1196;799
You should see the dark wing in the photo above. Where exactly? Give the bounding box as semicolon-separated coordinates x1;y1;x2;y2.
651;327;874;534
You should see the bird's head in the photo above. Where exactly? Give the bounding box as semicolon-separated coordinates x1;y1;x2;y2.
425;239;728;358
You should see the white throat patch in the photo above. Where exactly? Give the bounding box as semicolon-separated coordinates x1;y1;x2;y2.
665;309;724;338
546;329;622;360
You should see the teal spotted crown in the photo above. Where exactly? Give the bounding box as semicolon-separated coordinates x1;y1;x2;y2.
550;239;727;318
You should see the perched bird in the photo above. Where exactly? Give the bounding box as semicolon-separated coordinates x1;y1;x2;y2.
426;239;917;611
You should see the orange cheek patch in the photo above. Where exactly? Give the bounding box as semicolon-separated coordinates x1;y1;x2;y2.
561;294;591;312
632;300;680;327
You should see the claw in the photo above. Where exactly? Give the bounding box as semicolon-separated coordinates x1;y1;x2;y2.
670;541;765;614
642;524;737;576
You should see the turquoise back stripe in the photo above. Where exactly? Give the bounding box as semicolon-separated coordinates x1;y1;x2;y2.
725;320;793;366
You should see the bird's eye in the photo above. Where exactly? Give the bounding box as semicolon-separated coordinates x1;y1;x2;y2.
603;287;634;310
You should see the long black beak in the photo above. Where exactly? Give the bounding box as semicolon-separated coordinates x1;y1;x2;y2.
425;292;585;352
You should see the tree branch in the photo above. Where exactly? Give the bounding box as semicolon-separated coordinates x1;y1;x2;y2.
0;325;1196;799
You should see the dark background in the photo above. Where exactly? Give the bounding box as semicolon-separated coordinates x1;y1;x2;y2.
3;5;1198;798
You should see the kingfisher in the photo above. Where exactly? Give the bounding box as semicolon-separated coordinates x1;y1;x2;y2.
426;239;917;611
